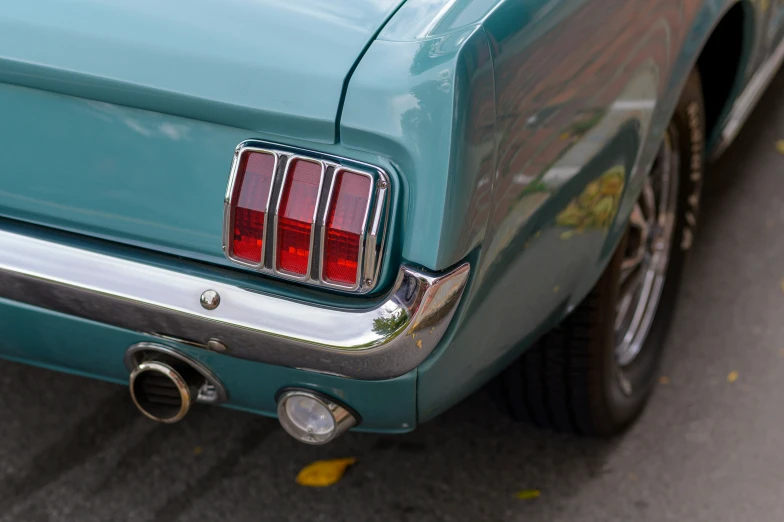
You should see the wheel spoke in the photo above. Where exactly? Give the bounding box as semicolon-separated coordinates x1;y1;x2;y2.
614;131;679;368
640;179;657;228
615;265;642;331
621;203;648;284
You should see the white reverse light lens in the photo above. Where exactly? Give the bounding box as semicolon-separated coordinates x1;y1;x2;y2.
277;390;357;445
285;395;335;436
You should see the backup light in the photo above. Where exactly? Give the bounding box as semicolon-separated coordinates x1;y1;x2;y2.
277;390;357;445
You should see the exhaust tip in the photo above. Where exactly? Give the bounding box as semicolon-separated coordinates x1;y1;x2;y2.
130;361;194;423
125;342;227;423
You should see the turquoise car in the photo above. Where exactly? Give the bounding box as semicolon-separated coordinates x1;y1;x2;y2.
0;0;781;444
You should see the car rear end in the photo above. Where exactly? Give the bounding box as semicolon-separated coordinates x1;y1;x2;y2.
0;0;484;443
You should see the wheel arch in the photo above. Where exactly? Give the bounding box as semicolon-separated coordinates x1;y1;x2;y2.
590;0;757;294
696;1;755;147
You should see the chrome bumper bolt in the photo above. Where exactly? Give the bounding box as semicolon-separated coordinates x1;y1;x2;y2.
200;290;220;310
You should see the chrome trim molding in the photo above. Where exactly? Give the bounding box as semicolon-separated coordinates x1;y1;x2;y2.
0;227;469;380
223;140;391;294
710;37;784;161
364;181;388;288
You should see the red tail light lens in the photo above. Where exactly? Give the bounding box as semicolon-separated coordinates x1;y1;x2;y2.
224;143;389;293
276;159;323;275
323;171;372;285
231;151;276;263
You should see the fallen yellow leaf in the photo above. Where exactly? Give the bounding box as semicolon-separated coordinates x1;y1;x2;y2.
727;371;739;383
659;376;670;385
780;278;784;295
515;489;541;500
296;458;356;488
776;140;784;155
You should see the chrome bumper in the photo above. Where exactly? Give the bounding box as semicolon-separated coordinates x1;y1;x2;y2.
0;227;469;380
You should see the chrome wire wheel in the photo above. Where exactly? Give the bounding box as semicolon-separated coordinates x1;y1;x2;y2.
614;130;680;368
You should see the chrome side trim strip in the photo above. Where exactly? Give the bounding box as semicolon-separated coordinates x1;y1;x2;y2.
710;36;784;161
0;228;469;380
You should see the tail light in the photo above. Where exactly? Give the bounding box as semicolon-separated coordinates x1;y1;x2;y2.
321;170;373;286
275;158;323;277
223;142;390;294
228;151;277;264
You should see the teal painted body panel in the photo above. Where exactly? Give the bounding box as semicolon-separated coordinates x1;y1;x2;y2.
0;0;405;143
405;0;772;421
0;83;404;297
0;0;780;433
341;27;496;270
0;298;417;433
0;0;405;289
0;83;249;264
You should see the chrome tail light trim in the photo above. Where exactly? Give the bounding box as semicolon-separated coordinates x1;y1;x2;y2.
222;140;390;294
364;180;388;289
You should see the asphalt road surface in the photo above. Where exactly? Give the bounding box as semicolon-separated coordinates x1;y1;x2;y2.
1;72;783;522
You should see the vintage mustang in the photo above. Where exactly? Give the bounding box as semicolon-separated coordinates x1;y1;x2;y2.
0;0;781;444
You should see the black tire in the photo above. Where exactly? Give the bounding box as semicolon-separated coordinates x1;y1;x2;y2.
499;69;705;436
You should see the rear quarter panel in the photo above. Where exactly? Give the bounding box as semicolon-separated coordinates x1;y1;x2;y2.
342;0;764;422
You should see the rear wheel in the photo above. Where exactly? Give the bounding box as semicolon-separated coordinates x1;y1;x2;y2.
499;70;705;436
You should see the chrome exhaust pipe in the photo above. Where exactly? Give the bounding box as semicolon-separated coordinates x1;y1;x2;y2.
126;342;227;423
130;360;201;423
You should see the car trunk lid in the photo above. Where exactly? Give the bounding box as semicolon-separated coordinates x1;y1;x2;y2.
0;0;403;271
0;0;405;143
